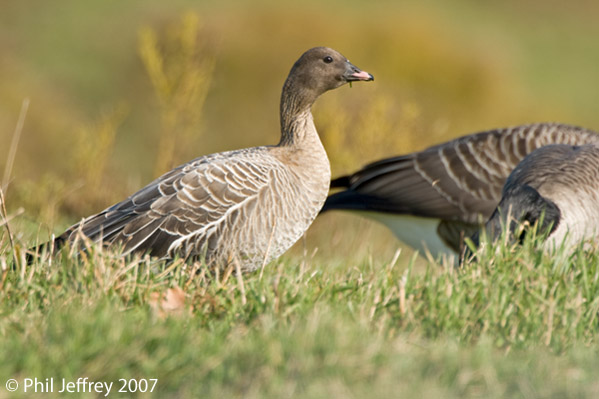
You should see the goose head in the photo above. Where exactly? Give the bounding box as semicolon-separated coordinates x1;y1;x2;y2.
284;47;374;103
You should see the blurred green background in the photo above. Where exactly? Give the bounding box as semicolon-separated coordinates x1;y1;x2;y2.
2;0;599;263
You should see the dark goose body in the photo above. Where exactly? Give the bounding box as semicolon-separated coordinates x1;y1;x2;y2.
323;123;599;259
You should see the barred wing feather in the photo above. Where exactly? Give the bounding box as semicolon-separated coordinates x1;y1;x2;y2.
61;150;273;264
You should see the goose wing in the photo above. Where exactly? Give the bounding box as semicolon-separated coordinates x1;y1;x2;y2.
61;149;273;259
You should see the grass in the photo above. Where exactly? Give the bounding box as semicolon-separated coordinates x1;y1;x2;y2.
1;230;599;398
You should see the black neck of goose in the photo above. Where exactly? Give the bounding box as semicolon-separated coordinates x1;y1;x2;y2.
278;75;319;146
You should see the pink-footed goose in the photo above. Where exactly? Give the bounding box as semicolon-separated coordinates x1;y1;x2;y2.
322;123;599;260
34;47;373;272
467;143;599;259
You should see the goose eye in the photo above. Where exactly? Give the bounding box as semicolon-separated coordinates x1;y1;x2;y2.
323;56;333;64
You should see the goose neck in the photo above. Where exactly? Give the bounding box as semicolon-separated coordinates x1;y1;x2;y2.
278;78;319;147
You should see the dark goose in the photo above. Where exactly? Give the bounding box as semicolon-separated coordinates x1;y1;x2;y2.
323;123;599;260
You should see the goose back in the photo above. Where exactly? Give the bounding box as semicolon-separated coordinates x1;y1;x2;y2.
471;143;599;255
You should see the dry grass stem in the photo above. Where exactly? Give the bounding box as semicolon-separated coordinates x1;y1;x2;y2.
2;98;29;192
